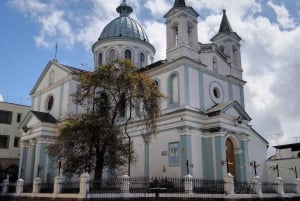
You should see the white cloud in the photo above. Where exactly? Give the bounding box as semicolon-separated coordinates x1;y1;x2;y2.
8;0;47;16
0;94;3;102
144;0;171;18
267;1;296;29
144;21;166;61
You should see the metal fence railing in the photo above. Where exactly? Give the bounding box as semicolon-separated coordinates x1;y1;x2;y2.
234;181;255;194
40;183;54;193
261;182;277;194
61;181;80;193
23;183;33;193
193;178;224;194
90;178;122;193
284;182;297;193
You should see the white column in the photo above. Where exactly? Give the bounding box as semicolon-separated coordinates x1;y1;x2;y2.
275;177;284;194
18;141;29;179
294;178;300;194
26;139;36;183
53;176;63;194
16;179;24;194
1;177;9;194
80;172;90;197
121;175;130;194
184;174;193;194
33;177;41;193
34;139;42;179
251;176;262;195
224;173;235;195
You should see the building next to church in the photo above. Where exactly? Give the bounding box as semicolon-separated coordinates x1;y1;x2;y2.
0;102;30;182
266;143;300;182
18;0;269;184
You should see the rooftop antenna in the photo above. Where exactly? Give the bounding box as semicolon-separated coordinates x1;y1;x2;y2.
54;42;58;59
293;137;300;143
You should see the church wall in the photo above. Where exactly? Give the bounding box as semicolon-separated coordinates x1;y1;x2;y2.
187;67;200;109
199;53;230;77
131;136;146;177
190;131;203;178
146;129;186;177
60;80;79;117
247;134;268;180
93;39;154;68
232;84;242;105
203;74;229;110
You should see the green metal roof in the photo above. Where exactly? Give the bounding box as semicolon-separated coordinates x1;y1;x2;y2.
98;0;149;42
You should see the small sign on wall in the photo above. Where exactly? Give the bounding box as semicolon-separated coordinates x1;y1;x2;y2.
162;151;168;156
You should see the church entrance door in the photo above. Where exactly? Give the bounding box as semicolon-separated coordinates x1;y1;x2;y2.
226;138;235;176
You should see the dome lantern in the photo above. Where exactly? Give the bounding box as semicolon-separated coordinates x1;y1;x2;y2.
116;0;133;17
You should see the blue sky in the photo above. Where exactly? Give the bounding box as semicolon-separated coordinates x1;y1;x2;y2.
1;0;300;147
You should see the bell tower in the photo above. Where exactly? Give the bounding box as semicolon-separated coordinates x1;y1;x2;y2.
164;0;199;61
211;10;242;70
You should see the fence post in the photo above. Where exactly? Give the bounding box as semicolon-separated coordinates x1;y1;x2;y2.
184;174;193;194
16;178;24;194
33;177;41;193
294;178;300;194
121;175;130;194
251;176;262;195
53;176;63;194
80;172;90;197
1;177;9;194
275;177;284;194
224;173;234;195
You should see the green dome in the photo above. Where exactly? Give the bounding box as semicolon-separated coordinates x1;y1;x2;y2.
98;1;149;42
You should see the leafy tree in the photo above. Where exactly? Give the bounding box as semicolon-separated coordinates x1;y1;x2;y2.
48;60;164;181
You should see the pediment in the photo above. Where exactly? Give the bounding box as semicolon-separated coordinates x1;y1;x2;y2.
206;100;252;121
19;110;57;131
30;60;77;95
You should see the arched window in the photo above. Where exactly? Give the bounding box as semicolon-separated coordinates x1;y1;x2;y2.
119;92;126;118
139;52;145;67
171;22;179;47
232;45;238;65
125;49;132;61
213;57;218;73
109;49;116;63
168;73;179;105
98;53;103;66
46;95;54;111
187;22;193;46
98;92;109;116
220;45;225;53
135;99;141;117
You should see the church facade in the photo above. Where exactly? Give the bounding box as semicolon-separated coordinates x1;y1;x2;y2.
18;0;268;183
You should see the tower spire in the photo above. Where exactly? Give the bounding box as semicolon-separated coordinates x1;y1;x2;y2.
173;0;186;7
218;9;233;33
116;0;133;17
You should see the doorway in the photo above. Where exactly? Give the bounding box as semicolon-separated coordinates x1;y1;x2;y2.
226;138;235;176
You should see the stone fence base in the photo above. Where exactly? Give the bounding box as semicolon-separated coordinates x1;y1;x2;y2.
1;196;300;201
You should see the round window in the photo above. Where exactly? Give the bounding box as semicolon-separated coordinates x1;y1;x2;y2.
209;82;224;104
213;87;220;99
46;95;54;111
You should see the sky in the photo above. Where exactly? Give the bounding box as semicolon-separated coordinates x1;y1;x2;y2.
1;0;300;151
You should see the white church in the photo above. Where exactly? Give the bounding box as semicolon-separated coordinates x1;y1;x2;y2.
18;0;269;183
